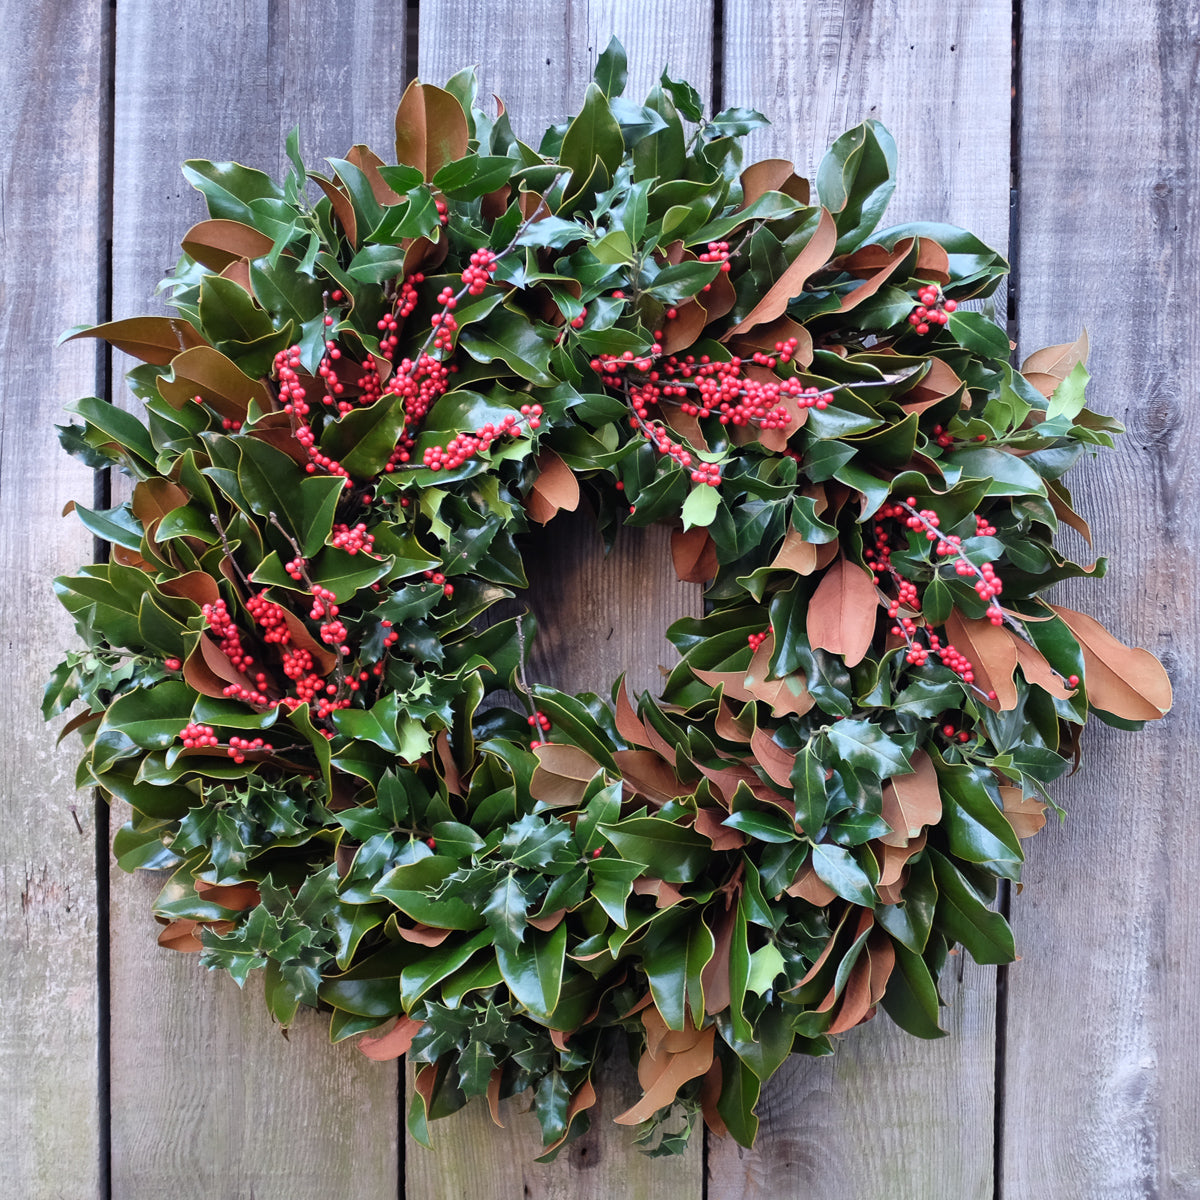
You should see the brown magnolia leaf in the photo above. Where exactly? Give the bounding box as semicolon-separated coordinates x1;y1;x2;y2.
358;1014;423;1062
713;701;752;746
614;679;651;747
157;344;272;419
1012;635;1074;700
722;207;838;339
739;158;799;207
875;832;926;886
1047;481;1093;546
248;425;310;466
750;726;796;788
56;709;100;746
525;448;580;524
693;806;745;850
839;238;947;285
613;748;691;806
111;544;156;572
1052;605;1171;720
345;143;403;206
313;174;358;246
395;81;469;180
661;295;709;354
184;634;254;700
633;712;680;764
726;314;812;372
397;923;452;947
834;239;915;313
131;479;189;527
901;356;964;414
194;879;260;911
633;878;685;909
824;955;873;1034
670;525;718;583
876;879;906;906
181;219;274;272
689;262;737;324
806;555;879;667
481;180;511;223
699;1057;728;1138
794;910;855;987
693;668;756;706
944;610;1019;710
661;401;710;452
744;632;815;717
866;934;897;1006
65;316;204;366
769;527;820;576
219;258;254;297
999;786;1047;840
879;749;941;846
527;908;567;932
486;1069;505;1127
786;865;838;906
615;1020;715;1126
157;917;234;953
531;743;603;806
701;905;735;1015
1022;329;1088;382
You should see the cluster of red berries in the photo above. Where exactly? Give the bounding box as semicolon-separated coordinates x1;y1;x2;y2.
330;523;375;556
942;723;973;744
226;735;266;764
308;584;338;621
866;499;1008;691
461;248;497;295
907;283;957;335
696;241;733;271
421;405;542;472
422;569;454;598
528;710;552;749
246;591;290;645
179;722;219;749
203;599;254;673
747;626;772;652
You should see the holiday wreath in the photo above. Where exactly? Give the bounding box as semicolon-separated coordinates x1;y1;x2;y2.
48;41;1171;1156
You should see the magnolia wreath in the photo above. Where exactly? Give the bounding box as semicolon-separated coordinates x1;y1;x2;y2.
49;43;1171;1157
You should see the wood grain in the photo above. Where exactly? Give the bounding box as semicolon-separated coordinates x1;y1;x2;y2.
0;1;105;1195
107;5;406;1197
407;4;711;1194
709;4;1012;1196
1004;4;1200;1196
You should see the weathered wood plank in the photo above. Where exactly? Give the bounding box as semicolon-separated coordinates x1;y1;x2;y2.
709;4;1012;1196
107;5;407;1197
406;4;712;1194
1004;5;1200;1197
0;2;106;1195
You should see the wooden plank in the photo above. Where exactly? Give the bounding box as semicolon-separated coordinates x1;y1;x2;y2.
709;4;1012;1196
406;4;712;1195
0;1;105;1195
107;5;406;1197
1004;5;1199;1197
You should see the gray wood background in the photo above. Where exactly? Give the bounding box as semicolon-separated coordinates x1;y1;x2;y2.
3;1;1194;1196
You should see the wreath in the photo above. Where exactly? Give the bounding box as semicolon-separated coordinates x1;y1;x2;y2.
48;40;1170;1158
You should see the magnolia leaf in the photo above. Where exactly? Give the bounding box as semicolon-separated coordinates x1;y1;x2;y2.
944;610;1019;710
879;750;941;846
525;449;580;524
806;555;879;667
1052;605;1171;721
